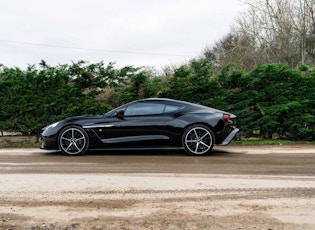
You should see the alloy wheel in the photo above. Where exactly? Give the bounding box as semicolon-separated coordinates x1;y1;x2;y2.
58;126;88;155
183;125;214;155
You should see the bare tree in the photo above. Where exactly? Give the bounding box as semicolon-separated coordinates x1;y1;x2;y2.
204;33;257;71
205;0;315;70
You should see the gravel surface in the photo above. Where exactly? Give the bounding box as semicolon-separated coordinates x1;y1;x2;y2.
0;145;315;229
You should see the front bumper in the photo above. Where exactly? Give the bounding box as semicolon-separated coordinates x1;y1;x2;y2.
40;135;59;150
40;143;58;150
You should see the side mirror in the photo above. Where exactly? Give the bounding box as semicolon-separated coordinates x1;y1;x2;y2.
115;110;125;119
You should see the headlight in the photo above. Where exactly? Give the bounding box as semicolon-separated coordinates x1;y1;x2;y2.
42;122;60;132
49;122;60;128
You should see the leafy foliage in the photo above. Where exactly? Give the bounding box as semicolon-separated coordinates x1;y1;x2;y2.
0;60;314;141
0;61;114;136
217;63;315;140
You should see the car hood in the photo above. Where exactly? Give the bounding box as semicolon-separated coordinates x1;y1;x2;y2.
64;115;104;121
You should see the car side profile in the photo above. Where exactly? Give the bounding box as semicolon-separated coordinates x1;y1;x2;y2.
41;98;239;156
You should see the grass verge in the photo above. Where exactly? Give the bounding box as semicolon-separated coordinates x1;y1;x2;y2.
233;139;315;145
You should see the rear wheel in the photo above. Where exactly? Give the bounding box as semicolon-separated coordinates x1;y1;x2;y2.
182;124;215;156
58;126;89;155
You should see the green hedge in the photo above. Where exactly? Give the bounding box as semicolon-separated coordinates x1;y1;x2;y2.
1;60;314;141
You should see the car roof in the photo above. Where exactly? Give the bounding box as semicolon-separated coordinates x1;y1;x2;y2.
137;98;199;107
106;98;230;116
137;98;177;102
138;98;204;108
138;98;223;112
136;98;178;103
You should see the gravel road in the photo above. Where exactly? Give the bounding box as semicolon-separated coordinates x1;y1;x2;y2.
0;145;315;229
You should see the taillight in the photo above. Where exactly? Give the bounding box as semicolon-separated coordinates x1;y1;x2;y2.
223;114;231;123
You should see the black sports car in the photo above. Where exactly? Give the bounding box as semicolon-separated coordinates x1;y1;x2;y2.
41;98;239;156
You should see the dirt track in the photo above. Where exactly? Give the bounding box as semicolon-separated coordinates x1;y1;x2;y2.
0;145;315;229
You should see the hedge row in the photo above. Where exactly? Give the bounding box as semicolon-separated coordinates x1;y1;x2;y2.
0;60;314;140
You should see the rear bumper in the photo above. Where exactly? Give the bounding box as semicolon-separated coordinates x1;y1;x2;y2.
218;127;239;146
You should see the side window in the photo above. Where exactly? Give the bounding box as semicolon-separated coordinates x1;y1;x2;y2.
124;103;165;116
164;105;180;113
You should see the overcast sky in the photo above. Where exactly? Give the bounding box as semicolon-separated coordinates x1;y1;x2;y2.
0;0;244;70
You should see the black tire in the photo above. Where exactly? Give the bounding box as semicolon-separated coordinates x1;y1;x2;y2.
58;126;89;155
182;124;215;156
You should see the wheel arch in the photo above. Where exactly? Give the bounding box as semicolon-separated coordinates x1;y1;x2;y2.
181;122;217;140
56;123;85;137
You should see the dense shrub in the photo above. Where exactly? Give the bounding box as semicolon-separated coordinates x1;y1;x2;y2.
1;60;314;140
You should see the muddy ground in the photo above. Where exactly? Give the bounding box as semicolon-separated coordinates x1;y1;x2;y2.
0;145;315;229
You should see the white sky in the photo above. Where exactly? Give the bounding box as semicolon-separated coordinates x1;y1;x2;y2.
0;0;244;70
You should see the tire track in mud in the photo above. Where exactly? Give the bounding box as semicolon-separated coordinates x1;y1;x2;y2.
1;186;315;230
60;187;315;202
1;187;314;208
74;187;315;196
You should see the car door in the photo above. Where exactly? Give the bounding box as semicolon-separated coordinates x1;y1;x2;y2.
96;102;168;145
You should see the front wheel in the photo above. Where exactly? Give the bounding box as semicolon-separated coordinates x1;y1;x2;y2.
58;126;89;155
182;124;215;156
